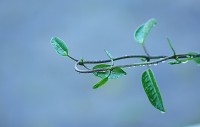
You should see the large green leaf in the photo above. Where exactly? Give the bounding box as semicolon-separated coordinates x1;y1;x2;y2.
141;69;165;112
51;37;68;56
134;18;157;44
93;77;108;89
93;64;127;79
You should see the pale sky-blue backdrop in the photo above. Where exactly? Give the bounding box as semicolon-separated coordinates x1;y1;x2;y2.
1;0;200;127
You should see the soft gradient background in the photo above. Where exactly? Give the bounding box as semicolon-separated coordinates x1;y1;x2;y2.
1;0;200;127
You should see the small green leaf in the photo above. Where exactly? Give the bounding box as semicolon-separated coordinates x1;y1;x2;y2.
188;52;200;64
93;64;126;79
110;67;127;79
193;57;200;64
167;38;176;55
104;50;113;60
51;37;68;56
104;50;114;65
168;59;182;65
93;77;108;89
168;52;200;65
93;64;110;78
134;18;157;44
142;69;165;112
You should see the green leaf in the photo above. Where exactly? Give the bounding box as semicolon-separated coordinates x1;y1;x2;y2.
110;67;127;79
188;52;200;64
93;77;108;89
168;59;182;65
134;18;157;44
93;64;127;79
93;64;110;78
168;52;200;65
104;50;114;65
51;37;68;56
104;50;113;60
142;68;165;112
193;57;200;64
167;38;176;55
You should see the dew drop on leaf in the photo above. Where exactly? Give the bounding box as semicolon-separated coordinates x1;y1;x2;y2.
161;111;165;114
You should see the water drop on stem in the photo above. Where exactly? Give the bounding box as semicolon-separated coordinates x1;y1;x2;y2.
153;63;158;66
182;61;188;64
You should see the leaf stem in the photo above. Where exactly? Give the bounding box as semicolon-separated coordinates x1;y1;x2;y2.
142;44;150;62
67;55;78;62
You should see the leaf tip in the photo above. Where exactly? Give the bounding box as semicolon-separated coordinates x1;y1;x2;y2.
50;36;57;42
92;77;108;89
148;18;157;25
161;110;166;114
92;85;98;89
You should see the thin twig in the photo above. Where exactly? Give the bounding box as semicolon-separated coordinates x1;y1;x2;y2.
142;44;150;61
82;55;167;64
67;55;78;62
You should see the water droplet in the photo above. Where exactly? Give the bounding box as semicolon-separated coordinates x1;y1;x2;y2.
190;56;194;58
153;63;158;66
186;55;190;58
161;111;165;114
142;65;146;67
162;61;166;63
182;61;188;64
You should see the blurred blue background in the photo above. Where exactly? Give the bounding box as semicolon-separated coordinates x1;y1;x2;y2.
1;0;200;127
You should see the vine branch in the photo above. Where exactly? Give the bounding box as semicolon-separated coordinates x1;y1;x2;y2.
50;18;200;112
72;53;200;73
